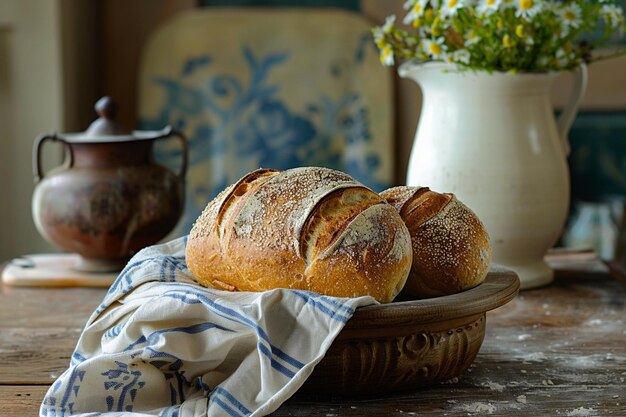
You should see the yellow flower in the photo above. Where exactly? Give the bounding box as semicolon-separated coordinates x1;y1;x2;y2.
503;34;513;48
413;18;422;28
515;25;525;38
431;16;442;36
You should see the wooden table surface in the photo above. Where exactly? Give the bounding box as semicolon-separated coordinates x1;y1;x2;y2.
1;254;625;416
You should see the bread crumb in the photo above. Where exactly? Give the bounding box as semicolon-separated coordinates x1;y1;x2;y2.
516;395;527;404
520;370;527;374
441;377;459;384
566;406;597;416
482;381;505;392
522;352;547;363
542;379;554;386
461;402;496;414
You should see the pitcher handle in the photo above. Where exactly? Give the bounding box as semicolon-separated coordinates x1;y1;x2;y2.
556;63;588;156
33;133;72;183
158;126;189;180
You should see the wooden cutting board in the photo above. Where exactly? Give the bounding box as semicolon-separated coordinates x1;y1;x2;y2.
1;254;118;287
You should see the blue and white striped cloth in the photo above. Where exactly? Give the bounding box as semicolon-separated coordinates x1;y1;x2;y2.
40;237;376;417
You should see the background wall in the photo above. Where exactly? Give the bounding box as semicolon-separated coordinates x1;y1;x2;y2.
0;0;98;262
0;1;65;261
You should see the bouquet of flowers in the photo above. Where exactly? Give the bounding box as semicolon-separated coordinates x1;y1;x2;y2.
373;0;626;72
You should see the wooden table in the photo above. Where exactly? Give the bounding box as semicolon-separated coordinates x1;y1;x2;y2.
1;254;625;416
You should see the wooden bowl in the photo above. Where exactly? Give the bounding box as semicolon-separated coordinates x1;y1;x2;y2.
302;265;520;395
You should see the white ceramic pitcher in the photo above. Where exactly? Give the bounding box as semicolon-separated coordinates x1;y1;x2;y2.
399;61;588;289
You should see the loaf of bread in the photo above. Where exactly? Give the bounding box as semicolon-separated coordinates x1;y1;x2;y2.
186;167;413;303
380;186;492;298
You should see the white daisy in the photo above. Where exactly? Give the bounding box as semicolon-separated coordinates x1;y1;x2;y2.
372;26;384;44
380;45;395;66
515;0;544;19
423;37;448;59
537;56;551;68
464;30;482;47
372;15;396;49
602;4;625;30
403;0;429;25
373;15;396;45
452;48;471;64
542;1;559;13
558;3;582;30
382;15;396;34
477;0;502;16
440;0;466;18
501;0;516;9
556;47;575;67
406;37;419;48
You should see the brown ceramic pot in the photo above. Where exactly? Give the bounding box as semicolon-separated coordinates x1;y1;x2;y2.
32;97;188;271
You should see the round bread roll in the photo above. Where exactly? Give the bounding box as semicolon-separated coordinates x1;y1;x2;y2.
380;186;492;299
186;167;413;303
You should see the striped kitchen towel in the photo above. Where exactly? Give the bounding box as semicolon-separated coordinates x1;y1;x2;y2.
40;237;376;417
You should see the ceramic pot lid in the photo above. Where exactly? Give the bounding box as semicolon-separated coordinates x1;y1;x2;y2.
58;96;169;143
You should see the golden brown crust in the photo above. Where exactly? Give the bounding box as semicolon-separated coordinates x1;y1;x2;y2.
380;186;492;299
306;203;412;302
300;187;382;263
186;168;281;291
186;167;413;303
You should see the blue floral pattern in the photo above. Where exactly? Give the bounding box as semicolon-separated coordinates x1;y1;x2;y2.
140;42;390;233
101;361;146;412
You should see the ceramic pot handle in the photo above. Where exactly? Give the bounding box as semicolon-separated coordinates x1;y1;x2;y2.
33;133;72;183
159;126;189;180
556;63;588;156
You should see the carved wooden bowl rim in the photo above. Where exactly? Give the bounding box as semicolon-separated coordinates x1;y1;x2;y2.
345;265;520;329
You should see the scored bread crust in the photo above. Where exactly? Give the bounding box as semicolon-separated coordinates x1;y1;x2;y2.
186;167;413;303
381;186;492;298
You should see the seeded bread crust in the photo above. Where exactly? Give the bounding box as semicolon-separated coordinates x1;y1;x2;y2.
381;186;492;298
186;167;413;303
